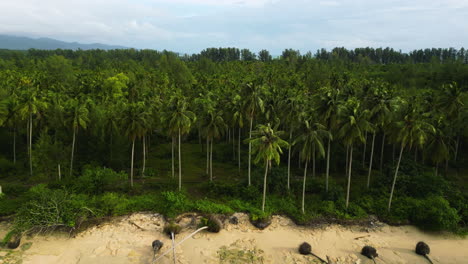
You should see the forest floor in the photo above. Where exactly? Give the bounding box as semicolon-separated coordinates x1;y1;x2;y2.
1;212;467;264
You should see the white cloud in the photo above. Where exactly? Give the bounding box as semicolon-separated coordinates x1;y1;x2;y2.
0;0;466;53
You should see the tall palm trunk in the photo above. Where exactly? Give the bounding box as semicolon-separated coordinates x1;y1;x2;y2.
261;160;269;212
312;145;316;178
29;112;33;177
388;144;404;211
232;129;236;160
287;130;292;190
171;136;175;178
248;113;254;186
345;144;353;209
238;128;241;174
326;138;331;192
379;134;386;171
206;137;209;175
178;128;182;191
142;136;146;177
302;160;308;214
363;131;367;168
367;132;376;188
70;126;77;177
58;164;61;181
130;136;135;187
210;138;213;181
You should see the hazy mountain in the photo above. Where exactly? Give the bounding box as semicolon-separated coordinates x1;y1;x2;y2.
0;35;129;50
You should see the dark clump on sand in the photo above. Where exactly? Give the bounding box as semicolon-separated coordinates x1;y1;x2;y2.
298;242;312;255
7;234;21;249
361;245;378;259
416;241;430;256
206;216;223;233
152;240;163;253
163;222;181;238
250;217;271;230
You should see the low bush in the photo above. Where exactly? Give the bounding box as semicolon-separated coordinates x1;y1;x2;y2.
74;166;127;195
410;196;461;231
159;191;193;218
94;192;130;216
194;199;234;215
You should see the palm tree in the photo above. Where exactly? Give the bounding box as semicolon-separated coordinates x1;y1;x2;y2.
295;119;330;213
242;82;264;186
231;94;245;174
387;101;434;211
314;85;341;192
249;123;288;212
337;98;373;209
16;76;48;177
204;109;227;181
65;97;90;177
165;93;196;191
425;115;451;176
121;102;151;187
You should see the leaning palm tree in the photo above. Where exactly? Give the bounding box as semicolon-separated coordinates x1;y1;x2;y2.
387;101;434;211
337;98;373;209
248;123;288;212
294;119;330;214
165;93;196;191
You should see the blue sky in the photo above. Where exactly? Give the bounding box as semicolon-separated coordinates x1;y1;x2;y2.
0;0;467;54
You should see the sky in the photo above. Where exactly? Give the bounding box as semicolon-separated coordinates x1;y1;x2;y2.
0;0;467;54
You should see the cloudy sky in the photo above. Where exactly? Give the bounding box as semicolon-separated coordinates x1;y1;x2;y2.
0;0;467;54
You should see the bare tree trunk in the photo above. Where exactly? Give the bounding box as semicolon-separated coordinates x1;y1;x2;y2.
261;160;269;212
248;115;253;186
312;145;316;178
326;138;331;192
238;128;241;174
380;134;386;171
206;137;209;175
228;128;231;143
454;136;460;161
363;131;367;168
388;145;404;211
302;160;308;214
70;126;76;177
58;164;61;181
287;130;292;190
171;136;175;178
210;138;213;181
346;145;353;209
414;148;418;162
367;132;376;189
142;136;146;177
178;128;182;191
130;136;135;187
29;113;33;177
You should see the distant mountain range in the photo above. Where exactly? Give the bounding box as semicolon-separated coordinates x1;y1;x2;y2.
0;35;129;50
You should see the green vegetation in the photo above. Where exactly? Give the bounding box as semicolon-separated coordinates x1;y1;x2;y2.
0;47;467;237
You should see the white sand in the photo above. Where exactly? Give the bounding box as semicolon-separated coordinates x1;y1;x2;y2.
1;213;467;264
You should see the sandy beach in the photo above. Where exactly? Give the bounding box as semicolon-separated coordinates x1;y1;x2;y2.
1;212;467;264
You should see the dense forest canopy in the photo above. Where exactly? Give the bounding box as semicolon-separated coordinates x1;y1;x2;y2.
0;46;467;235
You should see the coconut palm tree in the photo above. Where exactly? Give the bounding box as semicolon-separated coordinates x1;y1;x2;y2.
295;119;330;213
242;81;265;186
231;94;244;174
165;93;196;191
387;101;434;211
16;76;48;177
121;101;151;187
204;109;227;181
314;85;341;192
65;97;90;177
249;123;288;212
337;97;373;209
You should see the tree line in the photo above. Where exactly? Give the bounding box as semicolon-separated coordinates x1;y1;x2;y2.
0;48;467;215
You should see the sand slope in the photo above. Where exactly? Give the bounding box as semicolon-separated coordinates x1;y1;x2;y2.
1;213;467;264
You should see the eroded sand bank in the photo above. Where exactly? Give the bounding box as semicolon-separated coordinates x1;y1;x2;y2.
1;213;467;264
